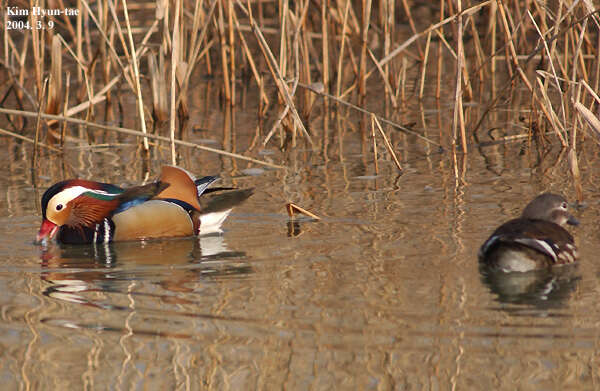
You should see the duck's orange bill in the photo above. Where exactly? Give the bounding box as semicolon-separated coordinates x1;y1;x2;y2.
36;219;58;243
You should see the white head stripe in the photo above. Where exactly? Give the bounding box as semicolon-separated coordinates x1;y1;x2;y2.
53;186;90;202
50;186;121;206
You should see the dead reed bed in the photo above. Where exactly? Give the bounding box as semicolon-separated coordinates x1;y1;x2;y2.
1;0;600;180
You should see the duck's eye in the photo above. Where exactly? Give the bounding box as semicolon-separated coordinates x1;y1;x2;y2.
56;204;63;211
561;202;568;209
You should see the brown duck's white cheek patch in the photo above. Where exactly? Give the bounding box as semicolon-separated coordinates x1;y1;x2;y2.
46;186;89;225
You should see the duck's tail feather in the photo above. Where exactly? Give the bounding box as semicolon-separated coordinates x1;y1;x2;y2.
194;176;220;197
202;188;254;213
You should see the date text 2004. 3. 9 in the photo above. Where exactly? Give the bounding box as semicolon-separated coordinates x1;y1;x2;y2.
6;20;55;30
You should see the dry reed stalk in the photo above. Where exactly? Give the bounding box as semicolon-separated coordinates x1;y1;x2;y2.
321;0;330;94
297;2;313;118
568;147;583;203
122;0;149;151
238;0;313;146
473;131;558;148
228;0;236;105
0;127;61;152
29;1;44;97
488;0;497;96
299;81;441;147
54;34;95;122
187;0;203;61
466;13;485;84
571;82;582;148
575;102;600;138
61;73;70;148
453;0;467;153
372;1;492;77
33;78;48;169
0;108;287;169
177;0;219;107
98;0;109;107
290;0;310;124
46;75;121;127
383;0;394;98
431;28;473;101
550;1;566;77
76;0;83;84
335;0;351;98
56;0;76;39
289;0;314;121
496;1;532;91
399;56;406;103
569;81;583;201
528;10;567;126
366;48;398;108
103;0;138;89
358;0;372;100
262;78;301;146
46;35;63;144
435;0;444;99
535;76;568;146
3;31;36;112
169;0;181;166
494;4;576;147
232;9;269;106
371;115;379;174
83;1;93;63
3;9;8;67
149;52;168;122
571;15;588;115
580;79;600;105
17;33;31;106
400;0;423;58
419;31;432;99
217;0;231;102
279;0;289;85
372;114;402;172
46;35;62;116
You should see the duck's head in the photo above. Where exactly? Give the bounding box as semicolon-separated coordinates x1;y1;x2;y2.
521;193;579;227
36;180;123;244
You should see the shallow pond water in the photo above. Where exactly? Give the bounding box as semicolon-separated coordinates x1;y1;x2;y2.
2;104;600;390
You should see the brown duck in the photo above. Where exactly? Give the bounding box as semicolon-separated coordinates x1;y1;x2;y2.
36;166;252;244
478;193;579;272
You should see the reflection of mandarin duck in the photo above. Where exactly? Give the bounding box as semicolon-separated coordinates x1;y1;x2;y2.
479;193;579;273
36;166;253;244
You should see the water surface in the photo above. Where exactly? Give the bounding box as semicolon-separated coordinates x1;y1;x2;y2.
2;103;600;390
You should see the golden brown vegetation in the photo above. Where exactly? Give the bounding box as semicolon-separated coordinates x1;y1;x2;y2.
1;0;599;177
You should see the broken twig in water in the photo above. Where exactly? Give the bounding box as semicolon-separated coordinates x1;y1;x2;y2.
286;203;321;221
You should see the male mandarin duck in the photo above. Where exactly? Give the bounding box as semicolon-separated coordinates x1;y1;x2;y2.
36;166;252;244
478;193;579;273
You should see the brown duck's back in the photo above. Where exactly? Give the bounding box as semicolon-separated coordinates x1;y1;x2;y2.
155;166;203;211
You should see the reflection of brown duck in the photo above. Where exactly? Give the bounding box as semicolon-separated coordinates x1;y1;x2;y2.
479;194;579;273
480;264;580;308
36;166;252;244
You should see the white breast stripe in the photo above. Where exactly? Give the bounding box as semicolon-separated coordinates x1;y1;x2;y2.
93;223;99;243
